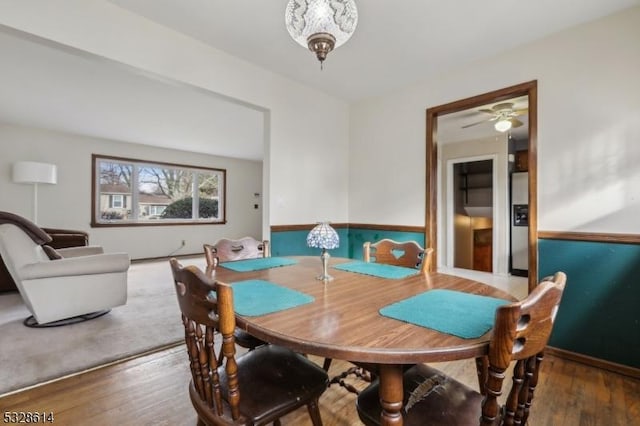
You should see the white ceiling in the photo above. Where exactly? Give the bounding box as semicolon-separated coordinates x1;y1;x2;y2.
1;1;638;159
0;29;265;160
107;0;638;101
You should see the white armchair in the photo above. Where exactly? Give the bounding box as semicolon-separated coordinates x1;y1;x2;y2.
0;223;130;327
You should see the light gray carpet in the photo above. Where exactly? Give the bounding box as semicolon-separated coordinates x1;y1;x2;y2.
0;255;207;396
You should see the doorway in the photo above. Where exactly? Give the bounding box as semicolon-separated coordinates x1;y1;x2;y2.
449;158;495;272
425;81;538;293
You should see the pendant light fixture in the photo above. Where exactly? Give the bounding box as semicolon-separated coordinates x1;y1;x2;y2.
285;0;358;68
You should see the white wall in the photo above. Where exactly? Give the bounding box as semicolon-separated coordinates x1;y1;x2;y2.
0;0;350;236
350;7;640;235
0;123;262;259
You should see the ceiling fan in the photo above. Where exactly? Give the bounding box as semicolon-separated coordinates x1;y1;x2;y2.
462;102;528;132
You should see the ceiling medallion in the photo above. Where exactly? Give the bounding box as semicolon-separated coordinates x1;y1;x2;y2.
285;0;358;68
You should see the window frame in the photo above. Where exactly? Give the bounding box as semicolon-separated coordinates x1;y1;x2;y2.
91;154;227;227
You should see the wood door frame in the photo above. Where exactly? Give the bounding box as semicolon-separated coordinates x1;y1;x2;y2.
426;80;538;292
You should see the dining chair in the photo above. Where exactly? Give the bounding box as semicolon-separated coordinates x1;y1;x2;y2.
170;258;329;426
363;239;432;275
204;237;270;350
327;239;434;389
355;271;567;426
204;236;270;269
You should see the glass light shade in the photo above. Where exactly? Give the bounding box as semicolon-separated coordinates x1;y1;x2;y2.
285;0;358;49
494;119;512;132
306;222;340;250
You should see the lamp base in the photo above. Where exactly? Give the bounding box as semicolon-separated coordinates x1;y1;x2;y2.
317;248;334;281
316;274;334;282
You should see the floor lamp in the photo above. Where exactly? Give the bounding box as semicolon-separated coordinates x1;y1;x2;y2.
12;161;58;225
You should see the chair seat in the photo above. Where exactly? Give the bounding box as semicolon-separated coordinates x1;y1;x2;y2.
214;345;328;424
356;364;483;426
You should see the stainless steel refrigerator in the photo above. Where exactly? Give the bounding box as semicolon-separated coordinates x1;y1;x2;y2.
510;172;528;275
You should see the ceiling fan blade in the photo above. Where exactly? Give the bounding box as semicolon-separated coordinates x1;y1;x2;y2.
510;118;524;128
492;102;514;112
461;119;488;128
478;108;495;114
512;108;528;116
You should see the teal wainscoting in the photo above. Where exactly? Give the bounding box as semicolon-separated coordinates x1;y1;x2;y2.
270;226;425;260
539;238;640;369
270;228;350;258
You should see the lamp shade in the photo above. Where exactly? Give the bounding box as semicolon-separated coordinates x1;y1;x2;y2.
285;0;358;64
285;0;358;49
494;119;512;133
12;161;57;184
306;222;339;250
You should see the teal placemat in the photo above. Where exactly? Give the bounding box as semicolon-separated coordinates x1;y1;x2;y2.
220;257;297;272
229;279;314;316
333;261;419;279
379;289;510;339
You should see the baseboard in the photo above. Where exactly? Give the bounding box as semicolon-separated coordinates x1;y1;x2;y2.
131;252;202;263
546;346;640;379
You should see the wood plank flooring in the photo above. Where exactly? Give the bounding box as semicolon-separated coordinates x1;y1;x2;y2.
1;345;638;425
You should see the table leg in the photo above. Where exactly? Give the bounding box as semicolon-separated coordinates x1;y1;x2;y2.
378;364;404;426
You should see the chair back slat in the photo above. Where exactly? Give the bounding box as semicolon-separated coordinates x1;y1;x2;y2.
490;272;567;368
363;239;433;274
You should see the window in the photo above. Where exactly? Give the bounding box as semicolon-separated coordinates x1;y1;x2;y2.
110;195;125;209
92;154;226;226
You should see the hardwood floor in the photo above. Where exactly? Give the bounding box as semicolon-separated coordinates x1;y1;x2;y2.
1;345;638;425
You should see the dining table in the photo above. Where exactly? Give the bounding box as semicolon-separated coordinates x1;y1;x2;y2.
211;255;517;426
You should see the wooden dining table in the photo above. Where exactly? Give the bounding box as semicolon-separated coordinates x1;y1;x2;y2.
212;256;517;426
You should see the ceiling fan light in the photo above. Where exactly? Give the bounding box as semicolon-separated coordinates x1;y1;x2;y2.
494;119;512;132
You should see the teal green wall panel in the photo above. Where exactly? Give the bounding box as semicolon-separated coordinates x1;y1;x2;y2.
271;227;425;261
539;239;640;368
270;229;349;258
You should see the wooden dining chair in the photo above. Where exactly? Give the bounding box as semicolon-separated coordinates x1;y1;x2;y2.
355;271;567;426
170;258;328;426
204;237;270;269
204;237;270;351
328;239;433;386
363;239;433;275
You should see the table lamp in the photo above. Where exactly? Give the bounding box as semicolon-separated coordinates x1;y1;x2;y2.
306;222;339;281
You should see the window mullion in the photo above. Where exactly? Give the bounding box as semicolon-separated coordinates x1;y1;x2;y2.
192;171;199;220
131;165;140;220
